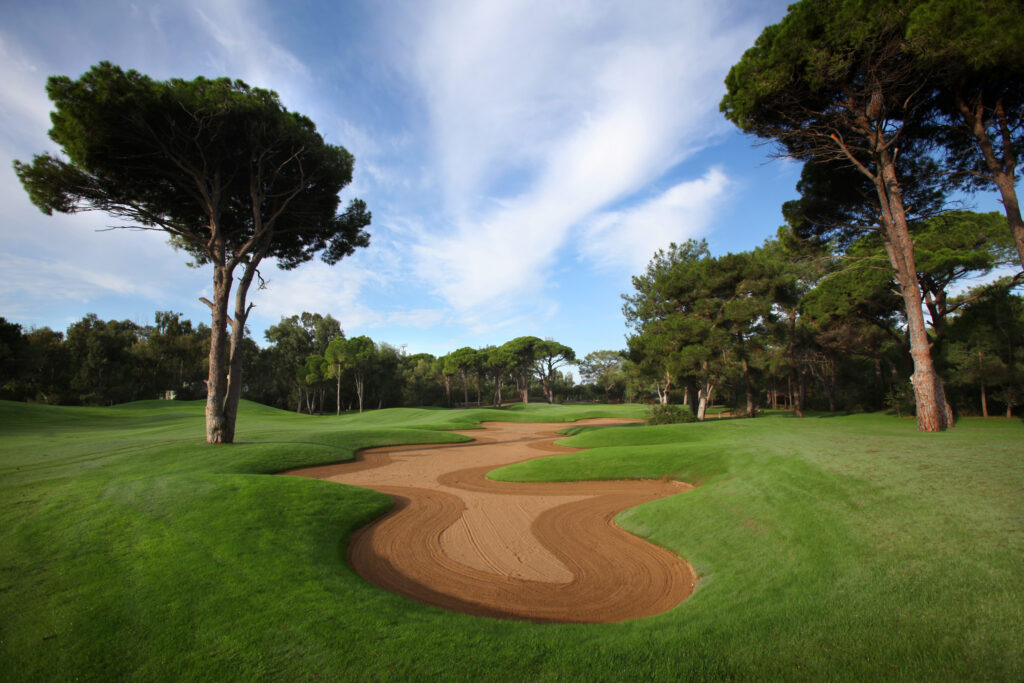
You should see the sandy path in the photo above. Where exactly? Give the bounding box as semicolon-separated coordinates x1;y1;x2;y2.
284;419;696;623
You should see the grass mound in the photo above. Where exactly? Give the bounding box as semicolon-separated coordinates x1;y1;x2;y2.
1;401;1021;680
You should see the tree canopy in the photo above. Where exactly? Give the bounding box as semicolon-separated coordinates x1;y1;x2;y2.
721;0;953;430
14;62;370;442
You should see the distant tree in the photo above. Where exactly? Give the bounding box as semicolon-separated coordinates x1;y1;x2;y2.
944;287;1024;417
502;337;543;404
341;336;376;413
64;314;141;405
14;63;370;443
134;311;208;400
626;330;678;406
0;319;27;400
19;327;70;404
400;353;442;407
484;345;514;406
324;337;348;415
298;354;330;413
444;347;479;406
625;242;767;420
265;313;344;412
368;342;403;410
578;350;626;403
533;340;575;404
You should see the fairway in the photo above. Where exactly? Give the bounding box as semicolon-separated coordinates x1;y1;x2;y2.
1;400;1022;680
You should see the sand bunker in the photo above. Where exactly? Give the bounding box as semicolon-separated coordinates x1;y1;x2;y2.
285;419;696;623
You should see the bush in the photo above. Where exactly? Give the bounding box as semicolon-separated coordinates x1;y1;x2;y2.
648;403;696;425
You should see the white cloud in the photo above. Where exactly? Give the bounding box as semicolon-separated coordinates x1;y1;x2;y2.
383;308;447;329
404;0;763;314
189;0;310;96
0;36;57;151
581;167;731;271
248;260;380;333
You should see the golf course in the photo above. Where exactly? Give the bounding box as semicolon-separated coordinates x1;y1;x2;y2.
2;399;1021;680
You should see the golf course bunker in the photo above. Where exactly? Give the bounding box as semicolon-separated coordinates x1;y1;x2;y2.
285;420;696;623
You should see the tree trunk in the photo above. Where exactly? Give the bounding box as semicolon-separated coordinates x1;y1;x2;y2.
204;260;231;443
959;93;1024;269
742;356;755;418
696;382;714;421
797;370;807;417
788;311;804;418
980;379;988;419
696;362;713;421
220;258;257;443
336;369;341;416
874;144;950;431
355;374;365;413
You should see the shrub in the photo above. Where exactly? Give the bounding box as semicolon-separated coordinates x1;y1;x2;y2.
648;403;696;425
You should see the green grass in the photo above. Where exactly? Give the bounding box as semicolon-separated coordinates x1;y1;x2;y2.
1;400;1021;680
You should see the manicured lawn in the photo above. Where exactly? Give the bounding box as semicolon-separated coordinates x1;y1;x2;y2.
1;400;1021;680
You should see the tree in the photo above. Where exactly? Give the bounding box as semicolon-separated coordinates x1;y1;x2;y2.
400;353;443;407
483;345;514;406
578;350;626;403
721;0;952;430
444;347;479;406
14;63;370;443
340;335;375;413
625;243;777;420
502;337;542;404
298;354;330;413
367;342;403;410
264;313;344;412
64;314;141;405
626;330;678;406
134;311;209;400
943;287;1024;417
18;327;70;404
324;337;348;415
905;0;1024;267
533;340;576;404
0;319;28;400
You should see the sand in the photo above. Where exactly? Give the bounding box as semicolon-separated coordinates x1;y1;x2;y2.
284;419;696;623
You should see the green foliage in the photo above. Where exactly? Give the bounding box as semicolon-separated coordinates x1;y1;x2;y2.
12;61;371;442
13;62;371;270
647;403;695;425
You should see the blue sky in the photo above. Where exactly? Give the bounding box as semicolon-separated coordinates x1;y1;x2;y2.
2;0;1003;362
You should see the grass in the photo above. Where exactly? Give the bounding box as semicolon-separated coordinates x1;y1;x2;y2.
1;400;1021;680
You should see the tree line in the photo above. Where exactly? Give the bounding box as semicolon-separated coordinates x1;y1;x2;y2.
0;312;603;411
621;213;1023;421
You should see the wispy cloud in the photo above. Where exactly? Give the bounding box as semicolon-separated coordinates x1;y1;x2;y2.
580;167;731;271
249;260;380;334
403;0;763;314
188;0;309;95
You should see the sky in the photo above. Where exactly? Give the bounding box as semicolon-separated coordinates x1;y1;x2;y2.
0;0;1006;362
